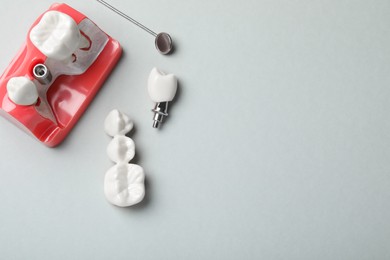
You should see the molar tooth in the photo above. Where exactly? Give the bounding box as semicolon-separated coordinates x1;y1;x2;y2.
107;135;135;163
104;109;133;137
104;163;145;207
29;11;83;61
6;77;38;106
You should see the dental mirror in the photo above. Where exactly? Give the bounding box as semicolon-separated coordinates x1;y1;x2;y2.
96;0;173;55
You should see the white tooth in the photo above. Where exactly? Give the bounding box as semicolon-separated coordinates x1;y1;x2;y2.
104;109;133;137
7;77;38;106
29;11;82;61
104;163;145;207
148;67;178;102
107;135;135;163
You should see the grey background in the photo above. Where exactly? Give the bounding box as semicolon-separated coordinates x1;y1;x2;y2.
0;0;389;259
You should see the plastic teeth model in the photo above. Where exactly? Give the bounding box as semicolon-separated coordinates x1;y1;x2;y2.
148;67;178;128
6;77;39;106
104;109;134;137
104;164;145;207
30;11;90;61
0;3;122;147
107;135;135;164
104;109;146;207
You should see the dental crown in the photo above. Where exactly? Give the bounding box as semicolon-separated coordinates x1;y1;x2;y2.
104;109;145;207
30;11;89;61
6;77;38;106
104;109;134;137
107;135;135;164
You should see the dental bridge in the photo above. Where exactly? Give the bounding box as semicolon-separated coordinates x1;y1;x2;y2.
0;3;122;147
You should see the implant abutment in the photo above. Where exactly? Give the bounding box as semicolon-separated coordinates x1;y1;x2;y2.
152;102;169;128
33;64;52;85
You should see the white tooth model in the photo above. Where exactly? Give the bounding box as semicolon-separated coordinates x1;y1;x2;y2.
104;109;145;207
107;135;135;163
30;11;89;61
148;67;178;102
6;77;39;106
148;67;178;128
104;109;134;137
104;163;145;207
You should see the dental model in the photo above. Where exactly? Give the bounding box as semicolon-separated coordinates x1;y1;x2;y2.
0;3;122;147
148;67;178;128
104;109;145;207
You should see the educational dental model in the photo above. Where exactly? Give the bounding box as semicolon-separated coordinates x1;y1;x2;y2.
0;3;122;147
0;2;179;209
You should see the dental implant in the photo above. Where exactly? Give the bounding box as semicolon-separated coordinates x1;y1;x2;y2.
152;102;168;128
147;67;178;128
33;64;52;85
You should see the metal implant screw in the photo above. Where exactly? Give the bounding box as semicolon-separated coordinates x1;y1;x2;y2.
152;102;169;128
33;64;52;85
